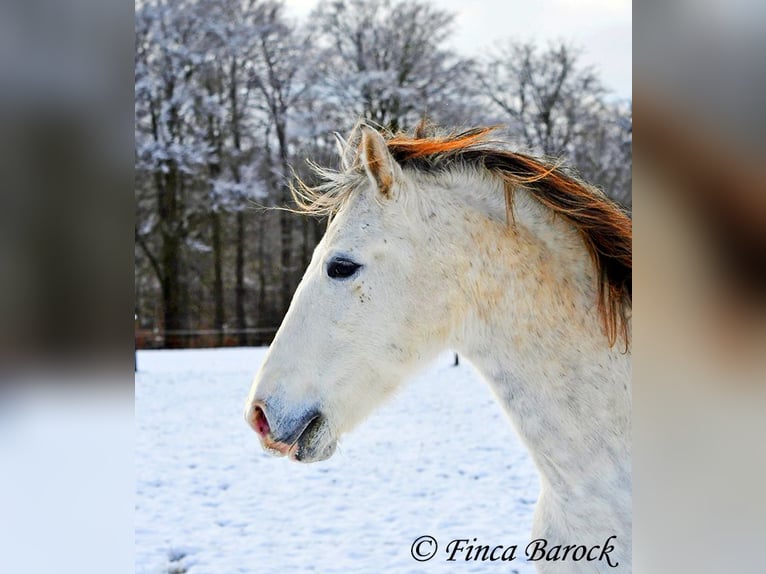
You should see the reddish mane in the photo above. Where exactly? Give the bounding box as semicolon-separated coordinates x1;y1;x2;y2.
387;126;632;348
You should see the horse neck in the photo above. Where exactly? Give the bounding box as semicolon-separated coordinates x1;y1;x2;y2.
443;180;631;508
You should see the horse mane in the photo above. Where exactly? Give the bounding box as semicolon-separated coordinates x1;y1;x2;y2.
293;125;632;348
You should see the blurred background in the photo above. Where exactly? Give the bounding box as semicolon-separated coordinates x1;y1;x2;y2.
0;0;764;573
634;2;765;573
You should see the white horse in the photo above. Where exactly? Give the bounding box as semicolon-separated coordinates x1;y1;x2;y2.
245;123;632;573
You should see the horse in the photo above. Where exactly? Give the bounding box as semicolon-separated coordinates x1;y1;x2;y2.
245;122;632;573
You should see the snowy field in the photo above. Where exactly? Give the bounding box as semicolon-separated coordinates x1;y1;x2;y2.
136;348;540;574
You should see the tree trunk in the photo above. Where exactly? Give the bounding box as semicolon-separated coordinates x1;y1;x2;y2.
161;232;183;348
211;211;225;346
279;212;292;316
235;210;247;346
159;166;185;349
275;119;293;317
301;218;311;271
255;213;268;345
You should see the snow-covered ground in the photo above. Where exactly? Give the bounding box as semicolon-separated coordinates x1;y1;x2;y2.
136;348;540;574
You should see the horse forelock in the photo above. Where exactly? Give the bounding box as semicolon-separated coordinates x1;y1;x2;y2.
293;125;632;348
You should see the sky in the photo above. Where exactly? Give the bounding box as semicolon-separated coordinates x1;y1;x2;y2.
282;0;632;100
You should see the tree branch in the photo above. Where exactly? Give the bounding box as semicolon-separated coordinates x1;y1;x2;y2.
136;229;164;289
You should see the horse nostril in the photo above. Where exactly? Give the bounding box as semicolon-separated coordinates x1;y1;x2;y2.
248;404;271;438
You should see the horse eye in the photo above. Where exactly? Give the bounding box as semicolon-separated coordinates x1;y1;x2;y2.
327;258;361;279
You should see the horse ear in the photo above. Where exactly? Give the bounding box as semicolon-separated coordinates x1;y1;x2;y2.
342;122;365;171
359;125;399;198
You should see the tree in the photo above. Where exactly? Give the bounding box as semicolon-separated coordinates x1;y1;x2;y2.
571;102;632;210
135;0;281;345
246;1;315;316
479;41;631;208
309;0;476;133
135;0;213;346
193;0;279;343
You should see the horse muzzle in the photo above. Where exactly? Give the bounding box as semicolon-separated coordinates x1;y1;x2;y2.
245;399;336;463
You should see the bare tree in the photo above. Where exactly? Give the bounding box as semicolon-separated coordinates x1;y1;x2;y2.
479;40;631;207
310;0;476;132
135;0;282;345
480;41;603;156
194;0;276;343
247;1;314;316
571;102;632;209
135;0;211;346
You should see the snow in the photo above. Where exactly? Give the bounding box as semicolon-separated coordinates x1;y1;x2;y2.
136;348;540;573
